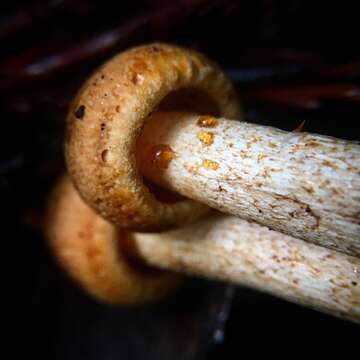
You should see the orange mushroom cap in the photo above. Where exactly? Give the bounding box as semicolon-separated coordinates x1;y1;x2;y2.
65;43;241;231
46;176;181;304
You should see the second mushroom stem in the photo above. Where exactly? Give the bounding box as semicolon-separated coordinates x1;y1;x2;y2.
133;213;360;322
137;111;360;257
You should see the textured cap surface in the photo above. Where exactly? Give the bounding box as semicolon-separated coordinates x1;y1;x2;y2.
46;176;181;304
66;43;241;230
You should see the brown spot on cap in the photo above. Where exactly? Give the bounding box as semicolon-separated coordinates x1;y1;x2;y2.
131;73;144;85
150;45;160;53
101;149;109;162
75;105;85;119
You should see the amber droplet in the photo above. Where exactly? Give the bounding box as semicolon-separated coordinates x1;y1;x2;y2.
150;144;175;169
197;116;218;128
198;131;214;145
202;159;219;170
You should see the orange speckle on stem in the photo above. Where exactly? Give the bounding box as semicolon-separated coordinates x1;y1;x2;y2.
261;169;272;179
322;159;338;169
268;141;278;149
198;131;214;145
240;150;250;159
202;159;219;170
305;140;321;148
186;164;200;175
302;184;315;194
257;153;267;162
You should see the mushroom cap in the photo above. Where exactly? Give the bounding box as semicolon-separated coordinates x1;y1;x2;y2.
66;43;241;230
46;176;181;304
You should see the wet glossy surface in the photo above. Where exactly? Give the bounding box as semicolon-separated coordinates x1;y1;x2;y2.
4;0;360;358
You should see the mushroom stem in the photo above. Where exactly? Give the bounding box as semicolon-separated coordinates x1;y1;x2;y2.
138;111;360;257
133;212;360;323
47;177;360;321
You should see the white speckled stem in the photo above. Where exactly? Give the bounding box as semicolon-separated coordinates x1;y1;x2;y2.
138;112;360;257
133;213;360;322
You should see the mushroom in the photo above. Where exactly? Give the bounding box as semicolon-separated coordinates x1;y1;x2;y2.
49;43;360;320
137;111;360;257
46;176;181;305
66;43;360;256
46;176;360;322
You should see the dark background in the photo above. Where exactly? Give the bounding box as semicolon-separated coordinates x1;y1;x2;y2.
2;1;359;359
